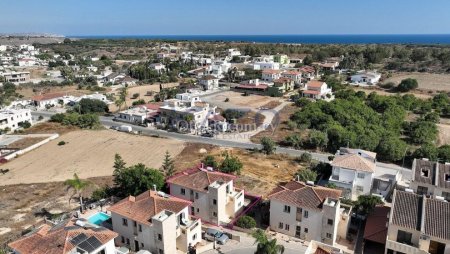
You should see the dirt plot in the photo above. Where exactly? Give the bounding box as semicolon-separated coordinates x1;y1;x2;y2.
108;84;161;112
0;130;185;185
6;137;47;150
17;85;95;99
0;177;112;245
384;72;450;92
23;122;79;135
174;143;302;197
206;91;283;109
437;124;450;146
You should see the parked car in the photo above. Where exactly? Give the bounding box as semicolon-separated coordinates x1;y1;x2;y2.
119;125;132;132
109;126;119;130
201;132;214;138
204;228;229;245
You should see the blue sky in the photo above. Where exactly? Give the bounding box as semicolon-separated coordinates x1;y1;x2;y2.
1;0;449;35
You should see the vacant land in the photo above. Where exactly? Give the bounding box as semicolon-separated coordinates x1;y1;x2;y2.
109;84;170;112
384;72;450;92
23;122;79;135
174;143;302;197
0;130;185;185
203;91;283;109
16;85;94;99
437;124;450;146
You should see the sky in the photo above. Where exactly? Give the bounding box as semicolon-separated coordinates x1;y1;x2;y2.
1;0;450;36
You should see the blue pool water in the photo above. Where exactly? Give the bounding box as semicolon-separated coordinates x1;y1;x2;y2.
88;212;111;225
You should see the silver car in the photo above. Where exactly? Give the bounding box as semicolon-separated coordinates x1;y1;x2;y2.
204;228;229;245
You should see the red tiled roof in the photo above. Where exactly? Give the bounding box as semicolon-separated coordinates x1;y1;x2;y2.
262;69;282;75
8;219;118;254
364;206;390;244
167;166;236;193
32;93;65;101
307;80;325;88
209;114;225;121
108;190;191;226
273;78;292;83
331;154;376;173
137;102;163;111
268;181;341;211
282;71;301;76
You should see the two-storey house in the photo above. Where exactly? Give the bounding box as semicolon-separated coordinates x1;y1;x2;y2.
268;181;351;246
410;158;450;201
261;69;282;82
167;165;245;225
385;190;450;254
329;149;376;200
108;190;202;254
301;81;333;100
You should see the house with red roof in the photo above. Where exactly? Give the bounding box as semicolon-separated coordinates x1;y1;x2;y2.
108;190;202;253
301;80;333;100
167;165;245;225
268;180;351;246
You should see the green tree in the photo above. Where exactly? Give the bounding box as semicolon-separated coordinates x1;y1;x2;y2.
295;168;317;182
284;134;303;149
236;215;257;229
252;229;285;254
354;195;383;215
220;153;243;175
203;155;218;169
376;135;408;161
161;150;175;177
260;137;276;155
413;143;438;161
397;78;419;92
437;145;450;163
64;173;91;207
113;163;165;197
78;98;109;114
410;121;438;145
307;130;328;151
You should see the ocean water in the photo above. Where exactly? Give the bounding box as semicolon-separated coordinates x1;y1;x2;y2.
70;34;450;44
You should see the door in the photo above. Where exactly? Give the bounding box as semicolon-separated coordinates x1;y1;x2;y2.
295;226;301;238
429;240;446;254
134;240;140;252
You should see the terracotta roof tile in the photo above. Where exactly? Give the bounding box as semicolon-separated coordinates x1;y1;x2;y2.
306;80;325;88
364;206;390;244
268;181;341;211
108;190;191;225
331;154;376;173
167;166;236;193
8;219;117;254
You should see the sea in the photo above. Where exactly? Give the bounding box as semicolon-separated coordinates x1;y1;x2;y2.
69;34;450;44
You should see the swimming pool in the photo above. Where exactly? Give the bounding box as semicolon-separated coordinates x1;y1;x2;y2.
87;212;111;225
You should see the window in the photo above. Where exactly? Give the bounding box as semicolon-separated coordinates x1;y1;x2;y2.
213;212;217;217
304;210;309;218
139;224;142;232
99;249;106;254
445;174;450;182
213;199;217;205
283;205;291;213
304;228;308;233
190;190;194;195
285;224;290;231
326;233;332;239
122;218;128;226
196;208;199;213
193;234;197;240
278;222;284;229
158;234;162;241
356;185;364;192
327;219;333;226
181;188;186;195
191;207;195;214
133;221;137;227
357;173;365;179
195;192;199;199
126;238;130;245
159;249;164;254
141;243;144;248
397;230;412;245
226;185;230;193
421;168;429;177
121;236;125;243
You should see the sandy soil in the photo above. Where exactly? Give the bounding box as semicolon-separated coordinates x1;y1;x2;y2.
437;124;450;146
0;130;185;185
204;91;283;109
384;72;450;92
108;84;161;112
17;85;95;99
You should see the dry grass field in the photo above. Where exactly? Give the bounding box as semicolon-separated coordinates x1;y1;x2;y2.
0;130;185;186
205;91;283;109
16;85;94;99
384;72;450;92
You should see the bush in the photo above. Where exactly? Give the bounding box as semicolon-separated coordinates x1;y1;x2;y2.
78;98;109;114
220;153;243;175
132;93;140;99
260;137;276;155
58;141;66;146
298;153;312;163
397;78;418;92
224;98;230;102
236;215;256;229
203;155;218;169
91;186;111;201
295;168;317;182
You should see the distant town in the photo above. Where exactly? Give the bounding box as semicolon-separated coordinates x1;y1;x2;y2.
0;37;449;254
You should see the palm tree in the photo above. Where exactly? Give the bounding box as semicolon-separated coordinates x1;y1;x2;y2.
253;229;285;254
64;173;91;209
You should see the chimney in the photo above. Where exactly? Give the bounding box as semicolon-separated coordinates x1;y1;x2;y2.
153;184;157;191
296;175;300;182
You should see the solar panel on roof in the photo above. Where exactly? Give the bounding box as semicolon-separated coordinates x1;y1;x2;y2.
70;233;88;245
77;236;103;253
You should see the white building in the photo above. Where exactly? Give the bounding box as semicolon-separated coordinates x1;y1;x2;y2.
158;93;227;132
410;158;450;201
281;70;303;85
385;190;450;254
8;219;118;254
18;58;37;67
19;44;35;51
301;80;333;100
351;72;381;85
0;45;7;52
0;109;32;132
117;103;161;125
329;148;376;200
198;75;219;90
209;60;231;79
268;181;351;246
261;69;282;82
108;190;202;254
305;240;344;254
252;61;280;70
149;63;166;73
1;71;30;84
32;93;65;109
167;165;245;225
228;48;241;58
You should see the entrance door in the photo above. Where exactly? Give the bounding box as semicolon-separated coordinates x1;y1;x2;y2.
295;226;301;238
429;240;446;254
134;240;140;252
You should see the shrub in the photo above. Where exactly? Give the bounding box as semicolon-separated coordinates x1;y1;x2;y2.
224;98;230;102
298;153;312;163
58;141;66;146
397;78;418;92
91;186;111;201
260;137;276;155
132;93;140;99
236;215;256;229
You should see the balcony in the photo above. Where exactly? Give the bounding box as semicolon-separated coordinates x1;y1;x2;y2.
386;239;427;254
177;217;201;237
227;189;244;203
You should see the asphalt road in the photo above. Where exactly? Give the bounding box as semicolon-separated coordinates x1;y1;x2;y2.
31;111;330;162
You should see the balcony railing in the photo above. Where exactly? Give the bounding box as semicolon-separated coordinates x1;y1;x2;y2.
385;239;427;254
